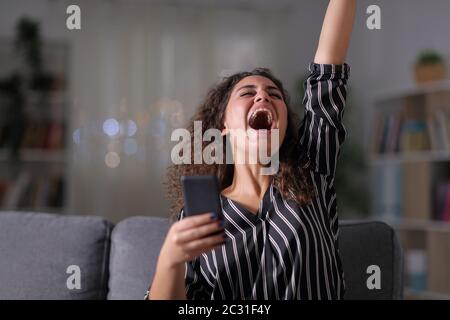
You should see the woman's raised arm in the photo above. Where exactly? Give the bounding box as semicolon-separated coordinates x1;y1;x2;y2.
314;0;357;65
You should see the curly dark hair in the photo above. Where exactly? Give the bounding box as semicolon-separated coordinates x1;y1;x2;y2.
165;68;316;220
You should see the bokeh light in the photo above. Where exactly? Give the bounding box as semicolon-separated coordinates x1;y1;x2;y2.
103;118;120;137
105;151;120;168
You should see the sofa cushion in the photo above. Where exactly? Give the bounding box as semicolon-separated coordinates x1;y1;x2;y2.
107;216;170;300
0;211;113;300
107;217;403;300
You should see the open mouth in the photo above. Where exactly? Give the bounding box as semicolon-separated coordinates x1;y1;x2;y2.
248;109;273;130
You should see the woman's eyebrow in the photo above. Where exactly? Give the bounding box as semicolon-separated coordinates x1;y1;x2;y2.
235;84;281;93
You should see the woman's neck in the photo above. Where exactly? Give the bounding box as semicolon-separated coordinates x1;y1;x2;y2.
222;163;273;200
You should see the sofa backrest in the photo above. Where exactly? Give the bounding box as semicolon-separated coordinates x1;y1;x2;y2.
0;211;113;299
0;212;403;300
109;217;403;300
107;216;170;300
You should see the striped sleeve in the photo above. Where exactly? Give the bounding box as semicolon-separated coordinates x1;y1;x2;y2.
178;208;208;300
298;63;350;177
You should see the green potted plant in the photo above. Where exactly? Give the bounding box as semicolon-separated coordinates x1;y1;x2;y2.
0;18;54;159
414;50;446;84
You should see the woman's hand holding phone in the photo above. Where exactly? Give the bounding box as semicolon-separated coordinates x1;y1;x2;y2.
159;212;226;269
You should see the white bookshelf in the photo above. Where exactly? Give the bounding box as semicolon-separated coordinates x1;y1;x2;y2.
0;38;69;214
370;80;450;300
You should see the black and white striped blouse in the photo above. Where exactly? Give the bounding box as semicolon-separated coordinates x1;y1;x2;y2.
179;62;350;300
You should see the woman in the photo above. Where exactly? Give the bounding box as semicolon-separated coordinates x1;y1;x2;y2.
147;0;356;300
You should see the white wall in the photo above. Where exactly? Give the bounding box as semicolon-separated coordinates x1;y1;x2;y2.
347;0;450;149
2;0;450;222
0;0;70;39
67;0;298;222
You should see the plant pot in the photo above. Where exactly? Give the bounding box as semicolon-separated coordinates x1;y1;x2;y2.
414;63;446;84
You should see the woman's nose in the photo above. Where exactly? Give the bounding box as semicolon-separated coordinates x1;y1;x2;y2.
255;92;270;103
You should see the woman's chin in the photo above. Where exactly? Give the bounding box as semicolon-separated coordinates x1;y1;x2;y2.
247;128;279;146
243;144;279;162
246;128;273;145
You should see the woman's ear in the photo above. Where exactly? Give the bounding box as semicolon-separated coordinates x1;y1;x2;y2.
221;123;229;136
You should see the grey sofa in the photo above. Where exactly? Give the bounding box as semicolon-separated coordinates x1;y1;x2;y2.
0;211;403;300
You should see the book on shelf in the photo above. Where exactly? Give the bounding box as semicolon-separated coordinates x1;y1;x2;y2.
372;162;439;221
434;180;450;222
0;120;65;151
400;120;430;152
372;97;450;156
45;122;64;150
2;171;32;208
371;162;403;220
426;108;450;151
405;249;427;292
372;112;430;154
0;172;65;210
19;121;65;150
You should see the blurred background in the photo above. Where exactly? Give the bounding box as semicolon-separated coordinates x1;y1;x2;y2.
0;0;450;299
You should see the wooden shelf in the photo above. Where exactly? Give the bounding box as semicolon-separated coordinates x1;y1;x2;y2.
375;217;450;231
0;149;67;163
375;80;450;104
369;150;450;165
404;288;450;300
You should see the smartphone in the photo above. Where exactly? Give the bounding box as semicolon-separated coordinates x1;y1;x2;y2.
180;175;223;218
